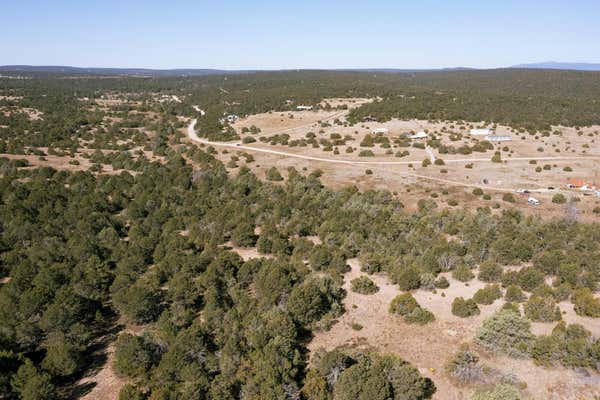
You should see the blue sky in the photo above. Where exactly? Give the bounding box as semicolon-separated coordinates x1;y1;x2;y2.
2;0;599;69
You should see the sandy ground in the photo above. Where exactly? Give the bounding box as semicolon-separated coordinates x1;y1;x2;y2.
308;259;600;400
78;342;126;400
186;97;600;221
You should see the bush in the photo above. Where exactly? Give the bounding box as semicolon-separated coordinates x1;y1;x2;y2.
474;310;534;357
473;285;503;305
516;267;545;291
332;353;436;400
552;193;566;204
501;302;520;314
472;384;521;400
478;261;503;282
563;166;572;172
523;296;562;322
358;150;375;157
434;158;445;165
113;334;154;378
422;158;432;167
266;167;284;181
504;285;526;302
445;346;483;384
404;306;435;325
395;265;421;291
389;293;418;316
452;297;480;318
502;193;515;203
452;265;475;282
472;188;484;196
350;276;379;295
434;276;450;289
571;288;600;317
531;335;560;367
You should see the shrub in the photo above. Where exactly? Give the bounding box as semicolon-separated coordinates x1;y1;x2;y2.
422;158;431;167
445;345;483;384
473;285;502;305
404;306;436;325
474;310;534;357
501;302;520;314
452;297;480;317
516;267;545;292
491;152;502;163
452;265;475;282
350;276;379;295
472;384;521;400
395;265;421;291
113;334;154;378
563;166;572;172
434;276;450;289
266;167;284;181
523;296;562;322
478;261;503;282
389;293;418;316
552;193;567;204
434;158;445;165
504;285;526;302
571;288;600;317
472;188;484;196
502;193;515;203
358;150;374;157
531;335;560;367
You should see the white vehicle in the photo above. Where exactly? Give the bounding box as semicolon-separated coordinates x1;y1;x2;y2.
527;197;540;206
516;188;530;194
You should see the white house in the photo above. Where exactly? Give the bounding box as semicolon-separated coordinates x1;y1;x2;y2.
485;135;512;142
470;128;492;136
408;131;428;140
296;105;313;111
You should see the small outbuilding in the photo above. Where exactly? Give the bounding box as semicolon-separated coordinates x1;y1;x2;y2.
408;131;428;140
470;128;492;136
484;135;512;142
296;105;313;111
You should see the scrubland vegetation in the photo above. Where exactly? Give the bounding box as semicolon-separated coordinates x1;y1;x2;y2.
1;69;600;399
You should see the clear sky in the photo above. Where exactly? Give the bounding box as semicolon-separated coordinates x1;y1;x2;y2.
2;0;599;69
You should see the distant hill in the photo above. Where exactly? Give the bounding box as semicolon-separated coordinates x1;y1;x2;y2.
0;65;255;76
511;62;600;71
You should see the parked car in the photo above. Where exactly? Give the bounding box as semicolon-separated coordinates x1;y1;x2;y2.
528;197;540;206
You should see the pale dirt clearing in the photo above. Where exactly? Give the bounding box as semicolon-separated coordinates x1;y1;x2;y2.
308;260;600;400
77;339;125;400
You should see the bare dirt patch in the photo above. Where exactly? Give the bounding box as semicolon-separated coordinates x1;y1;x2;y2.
308;260;600;400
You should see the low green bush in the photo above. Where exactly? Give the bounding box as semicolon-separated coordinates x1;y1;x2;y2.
473;285;502;305
350;276;379;295
452;297;480;317
523;295;562;322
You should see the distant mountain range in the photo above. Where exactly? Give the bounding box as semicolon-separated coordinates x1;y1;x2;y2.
1;62;600;76
510;62;600;71
0;65;253;76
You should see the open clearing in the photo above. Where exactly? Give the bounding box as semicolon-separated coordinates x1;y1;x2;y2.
186;99;600;220
307;259;600;400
